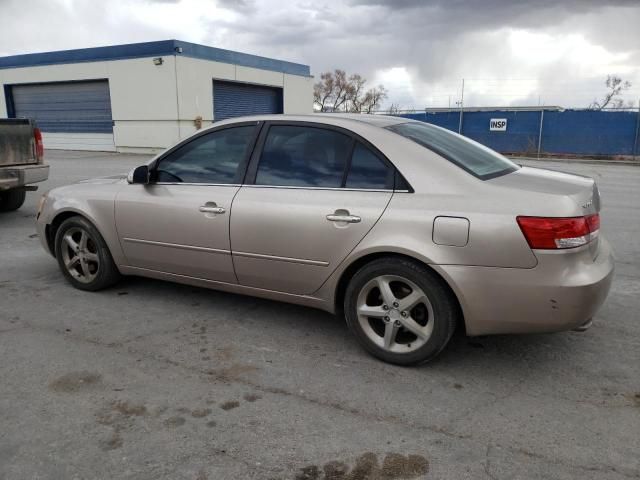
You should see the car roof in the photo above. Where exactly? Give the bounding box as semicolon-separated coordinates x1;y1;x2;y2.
313;113;412;127
210;113;414;129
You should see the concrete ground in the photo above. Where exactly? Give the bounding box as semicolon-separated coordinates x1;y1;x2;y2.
1;150;639;480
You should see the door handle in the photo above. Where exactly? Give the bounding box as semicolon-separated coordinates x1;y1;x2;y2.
326;213;361;223
199;204;226;214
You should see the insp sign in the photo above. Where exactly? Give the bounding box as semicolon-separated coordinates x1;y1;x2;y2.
490;118;507;131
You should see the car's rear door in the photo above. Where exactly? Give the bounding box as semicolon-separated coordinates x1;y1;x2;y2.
115;123;259;283
229;122;395;295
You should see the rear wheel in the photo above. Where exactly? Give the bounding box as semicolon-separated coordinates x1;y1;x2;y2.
0;189;26;212
344;257;458;366
54;216;120;291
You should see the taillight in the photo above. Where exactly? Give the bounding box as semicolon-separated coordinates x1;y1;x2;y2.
34;127;44;162
517;214;600;250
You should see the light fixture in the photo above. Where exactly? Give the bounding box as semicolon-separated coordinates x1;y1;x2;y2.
153;57;163;66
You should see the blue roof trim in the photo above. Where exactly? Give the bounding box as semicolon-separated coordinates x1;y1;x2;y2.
0;40;310;76
174;40;309;76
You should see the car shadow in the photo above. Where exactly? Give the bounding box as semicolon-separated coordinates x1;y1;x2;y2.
111;275;583;375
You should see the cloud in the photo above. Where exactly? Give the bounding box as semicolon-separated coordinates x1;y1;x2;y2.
0;0;639;108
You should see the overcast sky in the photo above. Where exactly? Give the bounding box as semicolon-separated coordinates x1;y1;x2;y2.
1;0;639;110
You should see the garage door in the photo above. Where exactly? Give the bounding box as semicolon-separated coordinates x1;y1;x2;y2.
10;80;115;151
213;80;283;121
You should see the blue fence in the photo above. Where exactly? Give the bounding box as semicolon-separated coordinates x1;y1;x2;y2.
397;109;640;157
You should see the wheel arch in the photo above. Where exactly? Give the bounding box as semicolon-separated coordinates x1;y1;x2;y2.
333;251;467;335
47;209;107;259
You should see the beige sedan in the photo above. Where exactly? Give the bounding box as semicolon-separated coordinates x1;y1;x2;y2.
36;114;614;365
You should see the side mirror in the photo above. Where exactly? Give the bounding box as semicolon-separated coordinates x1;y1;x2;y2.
128;165;150;185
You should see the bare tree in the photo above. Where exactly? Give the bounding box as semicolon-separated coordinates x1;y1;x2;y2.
387;103;402;115
313;71;335;112
360;85;388;113
589;75;632;110
346;74;367;112
332;70;353;112
313;69;388;113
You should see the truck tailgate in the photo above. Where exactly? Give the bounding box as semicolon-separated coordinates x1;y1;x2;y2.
0;119;37;166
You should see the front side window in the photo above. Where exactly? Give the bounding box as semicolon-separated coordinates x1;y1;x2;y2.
387;122;519;180
155;126;256;184
255;125;352;188
345;143;393;189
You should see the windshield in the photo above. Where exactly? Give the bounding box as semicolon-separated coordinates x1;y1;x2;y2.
387;122;519;180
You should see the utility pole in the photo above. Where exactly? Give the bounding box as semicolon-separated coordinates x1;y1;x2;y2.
634;98;640;161
458;78;465;134
537;108;545;159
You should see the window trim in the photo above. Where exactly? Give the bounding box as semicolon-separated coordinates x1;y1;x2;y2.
243;120;413;192
149;120;264;185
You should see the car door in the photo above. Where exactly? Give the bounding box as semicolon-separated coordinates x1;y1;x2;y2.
230;122;395;295
115;123;259;283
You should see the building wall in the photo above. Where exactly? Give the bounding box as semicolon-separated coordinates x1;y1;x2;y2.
1;55;313;153
173;56;313;142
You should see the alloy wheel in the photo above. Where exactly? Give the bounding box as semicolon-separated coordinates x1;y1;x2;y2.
60;227;100;284
356;274;434;353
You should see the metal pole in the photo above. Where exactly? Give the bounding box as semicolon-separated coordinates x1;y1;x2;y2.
537;108;544;158
458;78;464;134
634;98;640;161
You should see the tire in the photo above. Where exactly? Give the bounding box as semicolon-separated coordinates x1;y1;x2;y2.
54;216;121;291
0;189;26;212
344;257;458;366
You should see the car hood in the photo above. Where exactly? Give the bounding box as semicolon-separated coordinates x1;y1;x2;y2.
77;174;127;185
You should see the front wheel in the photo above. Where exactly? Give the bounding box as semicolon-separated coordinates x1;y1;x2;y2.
54;216;121;291
344;257;458;366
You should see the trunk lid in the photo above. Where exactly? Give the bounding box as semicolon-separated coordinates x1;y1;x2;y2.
490;166;600;215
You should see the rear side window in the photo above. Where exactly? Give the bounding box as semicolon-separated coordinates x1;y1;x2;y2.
387;122;519;180
345;143;393;189
155;126;255;184
255;125;352;188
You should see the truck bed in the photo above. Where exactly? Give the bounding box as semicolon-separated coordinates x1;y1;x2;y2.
0;118;38;166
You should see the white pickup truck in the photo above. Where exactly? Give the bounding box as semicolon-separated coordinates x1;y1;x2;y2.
0;119;49;211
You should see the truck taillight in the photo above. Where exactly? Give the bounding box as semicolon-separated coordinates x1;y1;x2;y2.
517;214;600;250
34;127;44;162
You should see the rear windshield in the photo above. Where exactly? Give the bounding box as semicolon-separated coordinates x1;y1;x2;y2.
387;122;519;180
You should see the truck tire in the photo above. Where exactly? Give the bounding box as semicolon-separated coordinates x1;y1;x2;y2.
0;189;26;212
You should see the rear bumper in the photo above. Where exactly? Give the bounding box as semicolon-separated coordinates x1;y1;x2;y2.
439;237;615;336
0;164;49;190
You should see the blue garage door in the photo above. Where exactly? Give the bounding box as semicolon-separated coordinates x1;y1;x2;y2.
10;80;113;133
213;80;283;121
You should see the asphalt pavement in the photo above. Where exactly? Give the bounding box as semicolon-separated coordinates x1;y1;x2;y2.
1;150;638;479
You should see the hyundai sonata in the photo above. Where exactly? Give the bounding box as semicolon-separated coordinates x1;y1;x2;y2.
36;114;614;365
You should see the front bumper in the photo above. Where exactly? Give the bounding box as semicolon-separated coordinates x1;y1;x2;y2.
36;213;52;256
439;237;615;336
0;164;49;191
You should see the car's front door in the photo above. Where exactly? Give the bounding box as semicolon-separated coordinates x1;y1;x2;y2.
230;123;395;295
115;123;258;283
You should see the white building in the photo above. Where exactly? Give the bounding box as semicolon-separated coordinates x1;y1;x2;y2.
0;40;313;153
